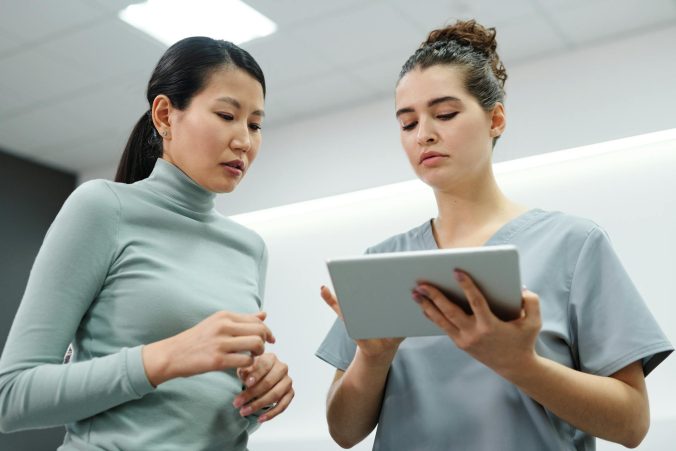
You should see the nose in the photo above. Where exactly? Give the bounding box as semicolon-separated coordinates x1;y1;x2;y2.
416;118;438;146
230;123;252;153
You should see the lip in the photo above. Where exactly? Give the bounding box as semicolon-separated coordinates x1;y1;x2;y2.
419;151;448;166
220;159;245;176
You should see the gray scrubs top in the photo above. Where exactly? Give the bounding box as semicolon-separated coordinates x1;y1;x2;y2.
316;209;673;451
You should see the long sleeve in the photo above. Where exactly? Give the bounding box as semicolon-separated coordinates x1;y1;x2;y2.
0;181;153;433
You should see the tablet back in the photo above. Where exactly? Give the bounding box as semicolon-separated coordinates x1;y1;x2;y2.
326;245;521;339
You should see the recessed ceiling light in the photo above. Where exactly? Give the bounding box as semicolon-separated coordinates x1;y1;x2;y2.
119;0;277;46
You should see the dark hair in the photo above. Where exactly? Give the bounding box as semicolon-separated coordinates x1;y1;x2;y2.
399;20;506;144
115;37;266;184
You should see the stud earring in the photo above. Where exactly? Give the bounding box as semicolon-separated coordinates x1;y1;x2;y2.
161;130;168;137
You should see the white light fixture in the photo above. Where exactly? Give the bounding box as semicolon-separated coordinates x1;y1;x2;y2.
119;0;277;46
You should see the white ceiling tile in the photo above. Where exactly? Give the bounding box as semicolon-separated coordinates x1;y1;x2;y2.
287;2;421;68
271;72;376;124
38;16;165;82
492;13;569;65
241;31;334;91
38;131;128;172
0;0;104;42
244;0;367;27
88;0;143;13
0;47;95;115
349;54;407;96
548;0;676;45
390;0;537;33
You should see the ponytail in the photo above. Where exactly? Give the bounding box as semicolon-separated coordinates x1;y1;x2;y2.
114;111;162;184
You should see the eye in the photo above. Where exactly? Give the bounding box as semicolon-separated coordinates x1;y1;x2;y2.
249;123;262;132
437;112;459;121
401;121;418;131
217;113;234;121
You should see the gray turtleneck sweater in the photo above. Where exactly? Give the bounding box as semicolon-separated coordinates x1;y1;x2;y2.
0;158;268;450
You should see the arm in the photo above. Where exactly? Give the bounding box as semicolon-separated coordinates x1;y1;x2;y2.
413;272;649;448
0;182;153;432
320;286;403;448
0;182;275;432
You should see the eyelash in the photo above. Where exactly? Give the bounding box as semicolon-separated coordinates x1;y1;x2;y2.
217;113;262;132
401;112;459;131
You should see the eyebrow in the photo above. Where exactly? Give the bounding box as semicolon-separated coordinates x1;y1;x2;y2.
395;96;462;118
216;96;265;118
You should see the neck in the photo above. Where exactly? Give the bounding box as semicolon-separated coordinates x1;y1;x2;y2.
431;169;526;247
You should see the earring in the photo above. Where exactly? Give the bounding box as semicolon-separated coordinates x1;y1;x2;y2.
161;130;167;137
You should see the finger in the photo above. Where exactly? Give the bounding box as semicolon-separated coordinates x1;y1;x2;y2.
219;336;266;357
257;389;294;423
320;285;343;319
216;353;255;369
236;358;287;406
412;290;460;337
242;354;275;389
521;291;541;327
240;376;292;416
453;270;494;322
415;285;471;330
221;320;276;345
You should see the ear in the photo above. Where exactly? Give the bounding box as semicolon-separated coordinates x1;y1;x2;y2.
489;102;506;139
151;95;173;139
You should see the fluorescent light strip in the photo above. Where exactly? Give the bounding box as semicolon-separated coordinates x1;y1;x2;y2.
231;128;676;225
119;0;277;46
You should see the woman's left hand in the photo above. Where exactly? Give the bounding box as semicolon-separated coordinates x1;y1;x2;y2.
412;270;542;379
232;352;294;423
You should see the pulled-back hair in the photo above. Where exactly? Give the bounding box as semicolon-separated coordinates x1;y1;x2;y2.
400;19;507;114
115;37;265;184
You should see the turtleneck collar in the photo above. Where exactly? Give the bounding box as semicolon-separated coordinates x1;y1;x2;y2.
144;158;216;213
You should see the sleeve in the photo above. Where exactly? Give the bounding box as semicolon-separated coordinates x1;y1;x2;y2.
315;318;358;371
257;242;268;307
569;226;673;377
0;181;154;433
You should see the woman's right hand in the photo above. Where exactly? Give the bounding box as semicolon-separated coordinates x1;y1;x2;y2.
142;311;275;387
320;286;404;362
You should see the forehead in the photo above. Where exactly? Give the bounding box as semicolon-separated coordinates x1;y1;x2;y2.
395;65;468;107
196;67;265;107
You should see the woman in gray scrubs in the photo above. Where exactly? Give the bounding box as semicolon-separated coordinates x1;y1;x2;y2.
316;20;672;451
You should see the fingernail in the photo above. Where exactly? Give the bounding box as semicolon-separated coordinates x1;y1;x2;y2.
416;287;429;296
521;285;528;292
411;292;422;304
454;270;464;282
240;406;253;416
246;376;256;387
233;397;244;408
258;415;267;423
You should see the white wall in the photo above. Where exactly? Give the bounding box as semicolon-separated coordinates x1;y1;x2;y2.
232;130;676;450
79;25;676;218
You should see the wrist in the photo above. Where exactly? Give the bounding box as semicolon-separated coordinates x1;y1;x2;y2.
497;350;542;386
355;347;397;370
142;338;173;387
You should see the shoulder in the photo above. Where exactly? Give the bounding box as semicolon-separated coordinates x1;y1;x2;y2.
215;214;267;257
366;220;431;254
531;209;605;243
61;179;121;221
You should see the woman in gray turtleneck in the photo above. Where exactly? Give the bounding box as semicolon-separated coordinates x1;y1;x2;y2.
0;37;293;450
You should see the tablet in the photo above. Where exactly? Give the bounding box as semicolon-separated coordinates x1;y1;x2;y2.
326;245;522;339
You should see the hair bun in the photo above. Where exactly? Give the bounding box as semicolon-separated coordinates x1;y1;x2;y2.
424;19;506;87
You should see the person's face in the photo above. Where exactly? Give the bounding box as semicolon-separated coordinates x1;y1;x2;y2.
394;65;504;191
157;67;265;193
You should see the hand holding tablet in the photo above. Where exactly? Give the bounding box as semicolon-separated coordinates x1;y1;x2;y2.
326;245;522;340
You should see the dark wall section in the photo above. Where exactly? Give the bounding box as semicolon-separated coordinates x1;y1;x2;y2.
0;150;77;450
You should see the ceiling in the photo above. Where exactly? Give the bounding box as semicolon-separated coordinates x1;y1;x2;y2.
1;0;675;174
